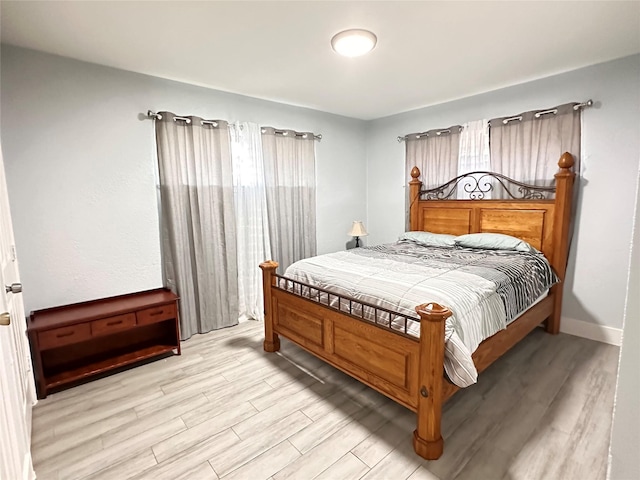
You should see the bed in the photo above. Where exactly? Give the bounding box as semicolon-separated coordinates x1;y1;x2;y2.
259;152;575;460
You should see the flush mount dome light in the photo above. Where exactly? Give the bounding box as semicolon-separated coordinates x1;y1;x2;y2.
331;29;377;57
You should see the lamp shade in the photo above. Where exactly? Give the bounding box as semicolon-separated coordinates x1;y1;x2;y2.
348;221;368;237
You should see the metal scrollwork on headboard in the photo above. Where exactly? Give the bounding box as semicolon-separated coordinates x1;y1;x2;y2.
420;171;556;200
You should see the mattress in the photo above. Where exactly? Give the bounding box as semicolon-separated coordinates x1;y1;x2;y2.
283;240;558;388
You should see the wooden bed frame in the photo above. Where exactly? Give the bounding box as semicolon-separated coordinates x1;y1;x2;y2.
260;152;575;460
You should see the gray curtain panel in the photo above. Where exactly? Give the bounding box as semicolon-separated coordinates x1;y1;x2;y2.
405;129;461;188
489;103;581;199
405;128;461;228
155;113;239;339
262;127;317;272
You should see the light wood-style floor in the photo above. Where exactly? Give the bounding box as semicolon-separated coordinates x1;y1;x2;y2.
31;321;618;480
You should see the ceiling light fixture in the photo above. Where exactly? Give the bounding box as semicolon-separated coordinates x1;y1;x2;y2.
331;29;377;57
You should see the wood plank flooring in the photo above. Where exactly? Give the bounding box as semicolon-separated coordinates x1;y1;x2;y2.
31;321;618;480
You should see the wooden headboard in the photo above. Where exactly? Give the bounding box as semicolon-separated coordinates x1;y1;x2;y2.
412;199;554;252
409;152;576;285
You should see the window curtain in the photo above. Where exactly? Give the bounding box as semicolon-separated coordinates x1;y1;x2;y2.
262;127;317;272
457;120;491;199
155;113;239;339
489;103;581;199
405;128;461;227
230;122;271;321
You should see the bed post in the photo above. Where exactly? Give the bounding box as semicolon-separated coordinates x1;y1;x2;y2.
409;167;422;230
260;260;280;352
546;152;576;334
413;302;452;460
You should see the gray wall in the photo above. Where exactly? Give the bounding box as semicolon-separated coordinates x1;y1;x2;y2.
0;46;367;313
609;169;640;479
365;55;640;332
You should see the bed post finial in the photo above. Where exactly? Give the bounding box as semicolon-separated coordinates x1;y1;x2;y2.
413;302;452;460
557;152;575;170
546;152;576;334
260;261;280;352
409;167;422;231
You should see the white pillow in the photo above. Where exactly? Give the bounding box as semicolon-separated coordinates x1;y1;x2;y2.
399;231;456;248
454;233;536;253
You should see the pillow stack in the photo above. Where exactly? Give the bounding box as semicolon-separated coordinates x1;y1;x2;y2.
399;231;538;253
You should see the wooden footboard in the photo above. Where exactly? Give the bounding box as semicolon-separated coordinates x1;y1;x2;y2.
264;265;422;410
260;261;451;459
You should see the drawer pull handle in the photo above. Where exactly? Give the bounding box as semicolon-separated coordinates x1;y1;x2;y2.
56;332;74;338
149;310;164;316
106;320;123;326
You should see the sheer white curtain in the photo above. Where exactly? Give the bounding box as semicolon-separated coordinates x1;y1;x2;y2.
262;128;317;272
457;120;491;199
155;113;239;339
230;122;271;321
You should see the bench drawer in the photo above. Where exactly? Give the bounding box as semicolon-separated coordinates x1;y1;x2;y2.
91;313;137;337
136;304;177;325
39;323;91;350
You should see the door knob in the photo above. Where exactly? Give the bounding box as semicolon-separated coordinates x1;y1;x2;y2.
0;312;9;326
5;283;22;294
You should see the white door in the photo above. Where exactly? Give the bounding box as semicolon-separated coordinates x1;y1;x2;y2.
0;142;37;480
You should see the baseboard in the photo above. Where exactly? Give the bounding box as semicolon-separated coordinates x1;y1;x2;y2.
560;316;622;346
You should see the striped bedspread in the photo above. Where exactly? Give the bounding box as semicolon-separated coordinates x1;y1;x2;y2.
283;240;558;387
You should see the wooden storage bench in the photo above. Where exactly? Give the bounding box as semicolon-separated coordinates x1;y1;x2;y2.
28;288;180;399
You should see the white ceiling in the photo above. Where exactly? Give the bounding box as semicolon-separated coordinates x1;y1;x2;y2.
2;1;639;120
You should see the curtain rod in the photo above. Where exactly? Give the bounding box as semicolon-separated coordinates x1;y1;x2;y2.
147;110;222;126
261;127;322;141
396;99;594;143
146;111;322;141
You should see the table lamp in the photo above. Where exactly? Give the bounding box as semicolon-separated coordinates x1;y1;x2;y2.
348;221;368;248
